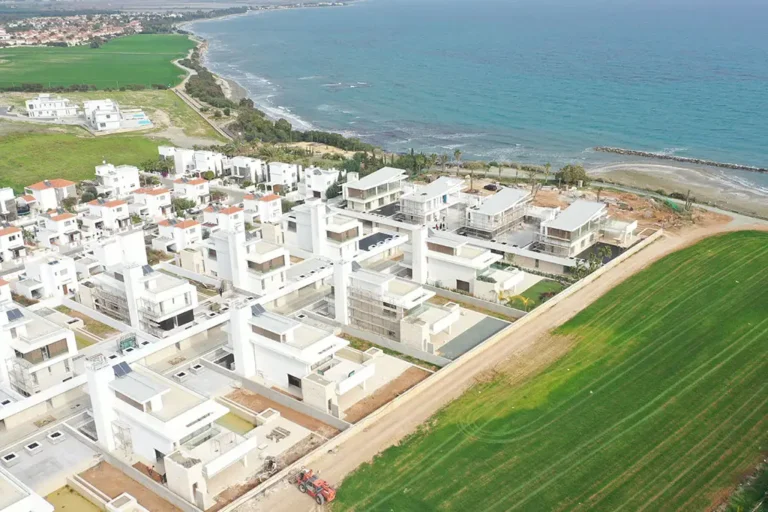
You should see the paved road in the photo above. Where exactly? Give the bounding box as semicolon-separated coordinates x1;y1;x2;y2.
235;221;768;512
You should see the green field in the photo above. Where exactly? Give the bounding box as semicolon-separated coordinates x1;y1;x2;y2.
0;35;195;88
334;231;768;511
0;127;168;193
509;278;565;310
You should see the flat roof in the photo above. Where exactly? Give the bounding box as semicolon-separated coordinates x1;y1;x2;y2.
346;167;406;190
250;310;299;335
402;176;462;202
110;371;170;404
350;268;393;287
0;470;26;510
544;200;606;232
474;188;531;216
359;231;396;251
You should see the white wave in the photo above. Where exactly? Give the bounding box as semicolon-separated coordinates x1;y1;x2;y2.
299;75;324;81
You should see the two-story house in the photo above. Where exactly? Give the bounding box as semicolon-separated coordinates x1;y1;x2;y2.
0;226;25;263
37;211;81;248
173;177;210;206
94;162;140;198
342;167;407;213
399;176;463;225
131;187;172;221
24;179;76;212
81;199;130;236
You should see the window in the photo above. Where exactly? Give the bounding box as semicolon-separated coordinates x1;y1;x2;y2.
287;374;302;389
60;268;68;276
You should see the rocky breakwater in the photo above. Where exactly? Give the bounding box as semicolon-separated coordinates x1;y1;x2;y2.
594;147;768;174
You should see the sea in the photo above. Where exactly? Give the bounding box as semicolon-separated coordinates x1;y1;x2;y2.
186;0;768;187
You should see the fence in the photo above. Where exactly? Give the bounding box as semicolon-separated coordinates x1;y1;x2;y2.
423;284;527;320
341;325;452;368
158;261;221;287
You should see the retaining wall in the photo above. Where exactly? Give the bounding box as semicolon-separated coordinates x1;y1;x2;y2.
219;228;664;511
423;285;527;319
341;325;451;368
158;262;221;288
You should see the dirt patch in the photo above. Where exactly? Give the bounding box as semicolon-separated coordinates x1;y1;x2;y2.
496;333;577;385
343;367;430;424
133;461;164;484
285;141;357;159
226;388;341;439
80;461;182;512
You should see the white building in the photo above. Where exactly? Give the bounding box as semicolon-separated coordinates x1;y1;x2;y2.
267;162;301;192
0;466;54;512
202;229;289;295
230;305;376;418
344;268;460;353
78;264;198;338
131;187;172;221
81;199;130;235
203;206;244;233
16;254;78;301
298;167;341;200
465;187;532;239
37;212;81;248
25;93;78;120
342;167;407;213
230;156;266;184
24;179;77;212
244;193;282;225
85;359;256;509
172;149;230;177
74;230;148;279
536;200;608;258
405;235;524;302
0;301;77;398
0;226;25;263
399;176;463;225
94;162;140;198
173;177;210;206
83;99;121;131
286;198;362;260
0;187;18;221
154;219;201;254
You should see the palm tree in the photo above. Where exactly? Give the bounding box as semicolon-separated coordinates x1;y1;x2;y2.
453;149;462;175
533;162;551;199
438;154;449;174
428;153;438;173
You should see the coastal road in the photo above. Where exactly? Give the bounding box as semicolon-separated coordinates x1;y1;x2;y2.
235;220;768;512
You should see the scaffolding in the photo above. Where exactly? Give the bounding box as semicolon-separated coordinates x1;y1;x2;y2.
348;288;403;340
6;358;40;396
112;420;133;459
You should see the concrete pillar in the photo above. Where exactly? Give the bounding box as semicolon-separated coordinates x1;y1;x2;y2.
411;225;428;284
122;265;143;329
230;303;256;378
86;357;117;452
308;198;327;257
333;260;351;325
227;229;248;289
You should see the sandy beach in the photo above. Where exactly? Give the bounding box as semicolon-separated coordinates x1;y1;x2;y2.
590;163;768;218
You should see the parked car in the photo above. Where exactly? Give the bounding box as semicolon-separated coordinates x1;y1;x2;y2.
484;183;498;191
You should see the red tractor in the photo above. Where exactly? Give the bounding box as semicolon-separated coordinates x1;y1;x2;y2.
295;468;336;505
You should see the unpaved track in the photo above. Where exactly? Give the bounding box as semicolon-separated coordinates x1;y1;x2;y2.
238;222;768;512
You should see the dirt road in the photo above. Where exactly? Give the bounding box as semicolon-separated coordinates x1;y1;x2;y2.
236;221;768;512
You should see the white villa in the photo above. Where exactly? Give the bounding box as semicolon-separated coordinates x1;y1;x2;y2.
25;94;78;120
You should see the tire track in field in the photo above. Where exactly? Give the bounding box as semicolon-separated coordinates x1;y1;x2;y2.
455;247;768;444
494;316;768;512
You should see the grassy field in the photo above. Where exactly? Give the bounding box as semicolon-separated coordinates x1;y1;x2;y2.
334;231;768;511
508;278;566;310
0;89;223;142
0;127;167;193
0;35;195;89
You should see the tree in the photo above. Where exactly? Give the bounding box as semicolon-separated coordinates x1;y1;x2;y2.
438;154;449;174
533;162;551;199
281;200;296;213
453;149;462;175
202;171;215;181
325;180;341;199
210;190;227;202
556;164;589;186
140;174;160;187
61;196;78;213
172;198;196;215
223;107;231;117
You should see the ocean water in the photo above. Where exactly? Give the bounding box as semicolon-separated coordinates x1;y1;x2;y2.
187;0;768;175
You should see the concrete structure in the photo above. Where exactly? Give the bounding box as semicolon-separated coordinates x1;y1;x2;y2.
24;179;76;212
230;304;375;417
399;176;463;225
342;167;407;213
298;167;341;200
94;163;140;198
230;156;266;184
404;234;524;301
0;301;77;398
154;219;201;253
0;188;18;222
130;187;172;221
81;199;130;236
203;206;244;233
0;227;25;264
286;198;363;260
78;264;197;338
173;177;210;206
464;187;532;239
0;466;53;512
536;200;608;257
202;228;289;295
17;254;78;300
267;162;301;192
36;212;81;248
345;268;460;352
83;99;121;131
172;149;230;177
244;193;282;225
85;358;254;509
25;93;78;120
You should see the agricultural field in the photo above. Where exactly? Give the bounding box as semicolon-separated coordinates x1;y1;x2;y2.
334;231;768;511
0;34;195;89
0;125;168;192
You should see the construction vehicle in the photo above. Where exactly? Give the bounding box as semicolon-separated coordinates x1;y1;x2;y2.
295;468;336;505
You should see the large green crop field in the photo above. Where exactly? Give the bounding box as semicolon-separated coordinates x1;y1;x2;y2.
334;231;768;511
0;34;195;89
